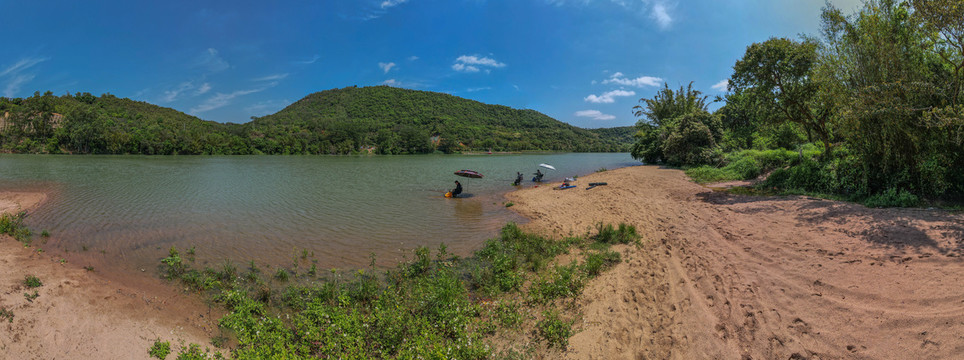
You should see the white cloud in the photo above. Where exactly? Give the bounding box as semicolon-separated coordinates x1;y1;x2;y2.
378;62;396;73
295;55;320;64
253;73;289;82
196;82;212;95
407;56;419;61
466;87;492;92
574;110;616;121
584;89;636;103
380;0;408;9
1;57;48;98
244;99;291;117
452;63;479;73
453;55;505;73
602;72;662;87
711;79;729;92
651;2;672;29
192;84;274;114
575;110;616;120
0;57;48;78
162;81;195;103
3;74;35;98
196;48;229;73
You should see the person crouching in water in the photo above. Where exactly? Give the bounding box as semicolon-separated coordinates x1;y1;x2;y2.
451;180;463;198
514;172;523;186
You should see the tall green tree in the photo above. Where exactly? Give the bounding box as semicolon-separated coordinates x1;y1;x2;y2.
730;37;838;155
630;83;720;165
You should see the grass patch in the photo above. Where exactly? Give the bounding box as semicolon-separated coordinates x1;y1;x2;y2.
148;339;171;359
154;222;640;359
0;211;32;245
23;275;42;288
685;148;811;184
24;290;39;302
0;307;13;323
537;309;575;349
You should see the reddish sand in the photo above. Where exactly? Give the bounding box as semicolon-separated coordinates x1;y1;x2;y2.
507;165;964;359
0;192;221;359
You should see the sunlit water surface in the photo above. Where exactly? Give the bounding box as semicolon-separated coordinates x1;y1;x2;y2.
0;153;637;273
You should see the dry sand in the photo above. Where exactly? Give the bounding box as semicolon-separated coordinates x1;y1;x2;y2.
0;192;221;359
507;165;964;359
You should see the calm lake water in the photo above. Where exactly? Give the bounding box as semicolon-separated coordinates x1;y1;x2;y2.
0;153;637;273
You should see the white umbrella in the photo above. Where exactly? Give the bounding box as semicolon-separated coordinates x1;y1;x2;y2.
539;163;556;170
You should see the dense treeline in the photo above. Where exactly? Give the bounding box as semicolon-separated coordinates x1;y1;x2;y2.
248;86;632;154
632;0;964;205
0;86;632;155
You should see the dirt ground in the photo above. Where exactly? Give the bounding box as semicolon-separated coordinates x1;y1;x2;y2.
0;192;221;359
507;165;964;359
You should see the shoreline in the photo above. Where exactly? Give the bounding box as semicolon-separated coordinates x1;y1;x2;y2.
3;164;963;357
0;192;221;358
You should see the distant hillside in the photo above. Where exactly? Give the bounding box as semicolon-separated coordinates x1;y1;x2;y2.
246;86;632;154
0;88;634;155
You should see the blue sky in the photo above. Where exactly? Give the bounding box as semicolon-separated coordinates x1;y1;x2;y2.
1;0;862;128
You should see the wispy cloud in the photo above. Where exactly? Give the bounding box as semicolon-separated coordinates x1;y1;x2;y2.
244;99;291;117
196;48;229;73
574;110;616;121
162;81;196;102
295;55;320;65
466;86;492;92
584;89;636;103
650;2;673;30
379;62;396;73
196;82;212;95
1;57;48;98
253;73;289;82
192;83;276;114
380;0;408;9
546;0;674;30
602;72;662;87
711;79;729;92
407;55;419;61
452;55;506;73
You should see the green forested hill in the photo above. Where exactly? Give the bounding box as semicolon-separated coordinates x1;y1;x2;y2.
247;86;631;154
0;87;632;155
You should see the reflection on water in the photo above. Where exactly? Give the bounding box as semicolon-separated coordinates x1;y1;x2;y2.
0;153;637;273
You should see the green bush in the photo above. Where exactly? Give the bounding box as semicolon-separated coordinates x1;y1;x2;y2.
863;188;919;208
23;275;42;288
148;339;171;359
536;309;575;349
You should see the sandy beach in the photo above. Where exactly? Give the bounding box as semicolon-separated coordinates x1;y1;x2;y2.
2;165;963;359
507;165;964;359
0;192;220;359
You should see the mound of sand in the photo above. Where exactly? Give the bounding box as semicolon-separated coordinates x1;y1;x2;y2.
507;165;964;359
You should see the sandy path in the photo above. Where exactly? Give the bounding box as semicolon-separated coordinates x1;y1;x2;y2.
507;165;964;359
0;192;221;359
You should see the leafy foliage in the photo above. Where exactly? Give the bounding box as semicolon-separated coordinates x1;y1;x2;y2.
154;222;640;358
0;87;634;155
655;0;964;205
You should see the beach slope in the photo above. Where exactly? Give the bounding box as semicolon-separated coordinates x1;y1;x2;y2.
507;165;964;359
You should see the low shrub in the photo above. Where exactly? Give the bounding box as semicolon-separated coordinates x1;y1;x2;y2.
536;309;575;349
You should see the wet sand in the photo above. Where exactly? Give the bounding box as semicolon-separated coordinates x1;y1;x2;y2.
0;192;220;359
507;165;964;359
